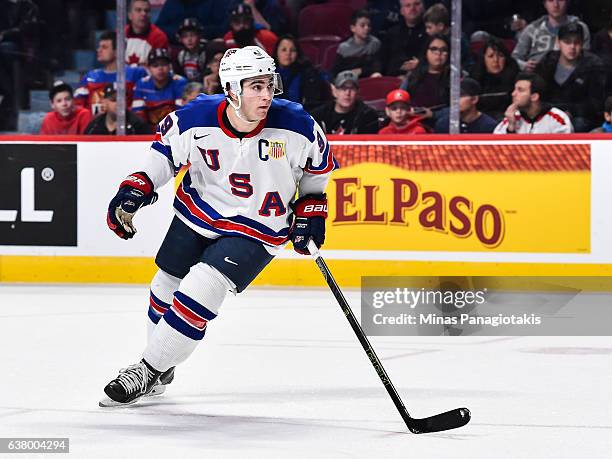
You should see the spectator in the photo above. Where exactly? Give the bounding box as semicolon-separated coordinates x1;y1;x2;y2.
592;18;612;94
182;81;203;104
469;36;520;121
75;30;147;117
422;3;472;67
202;44;225;95
592;18;612;62
535;22;606;132
84;84;151;135
132;48;188;128
174;18;207;82
126;0;169;66
383;0;428;76
401;34;450;124
223;3;278;55
156;0;234;41
331;9;383;79
40;81;92;135
434;78;497;133
379;89;428;134
494;73;573;134
310;71;379;134
0;0;40;130
590;96;612;133
236;0;287;35
423;2;447;36
367;0;400;40
512;0;590;72
273;35;329;111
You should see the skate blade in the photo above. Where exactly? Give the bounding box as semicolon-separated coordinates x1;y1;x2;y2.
146;384;166;397
98;396;140;408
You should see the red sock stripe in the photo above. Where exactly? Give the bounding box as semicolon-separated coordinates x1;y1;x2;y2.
172;297;208;330
149;295;168;315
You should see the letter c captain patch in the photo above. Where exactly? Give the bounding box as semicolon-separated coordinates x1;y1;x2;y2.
268;141;286;159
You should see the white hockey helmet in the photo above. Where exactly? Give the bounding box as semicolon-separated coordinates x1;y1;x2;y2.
219;46;283;99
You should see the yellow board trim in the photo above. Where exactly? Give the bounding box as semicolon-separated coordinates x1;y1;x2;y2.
1;255;612;287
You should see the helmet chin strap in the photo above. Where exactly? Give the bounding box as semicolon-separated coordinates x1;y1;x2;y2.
227;94;261;125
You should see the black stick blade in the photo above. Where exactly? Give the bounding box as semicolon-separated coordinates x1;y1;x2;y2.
407;407;471;434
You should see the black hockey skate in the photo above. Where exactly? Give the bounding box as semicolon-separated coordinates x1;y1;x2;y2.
147;366;175;397
99;359;162;407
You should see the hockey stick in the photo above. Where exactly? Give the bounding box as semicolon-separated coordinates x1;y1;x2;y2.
307;240;471;434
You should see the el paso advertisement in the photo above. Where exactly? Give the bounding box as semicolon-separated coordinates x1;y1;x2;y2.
325;142;590;253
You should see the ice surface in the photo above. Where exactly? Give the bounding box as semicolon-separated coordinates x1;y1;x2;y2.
0;285;610;458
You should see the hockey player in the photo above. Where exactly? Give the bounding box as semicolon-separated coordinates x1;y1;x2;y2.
100;46;337;407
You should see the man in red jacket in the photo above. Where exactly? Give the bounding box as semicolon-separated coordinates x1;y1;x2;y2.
40;81;92;135
126;0;169;66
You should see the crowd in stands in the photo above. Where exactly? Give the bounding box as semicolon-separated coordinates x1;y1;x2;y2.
1;0;610;135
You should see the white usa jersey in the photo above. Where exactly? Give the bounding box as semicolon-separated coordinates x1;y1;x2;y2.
142;94;337;253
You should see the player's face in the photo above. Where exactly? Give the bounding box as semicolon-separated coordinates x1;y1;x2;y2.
180;31;200;51
51;91;74;118
350;17;371;41
97;39;115;65
149;60;171;83
484;47;506;74
129;0;151;30
332;83;358;110
400;0;424;23
386;102;410;124
426;38;449;69
276;39;298;67
512;80;534;109
239;76;275;120
558;36;583;62
544;0;567;19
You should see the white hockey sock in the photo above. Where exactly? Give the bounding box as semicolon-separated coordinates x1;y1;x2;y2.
147;269;181;343
142;318;199;372
142;263;232;371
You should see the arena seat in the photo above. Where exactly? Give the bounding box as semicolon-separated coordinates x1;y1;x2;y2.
329;0;367;8
298;36;342;66
358;76;402;102
297;4;355;38
320;43;340;72
299;42;321;66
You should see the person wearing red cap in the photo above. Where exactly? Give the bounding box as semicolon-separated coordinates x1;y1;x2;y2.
379;89;428;135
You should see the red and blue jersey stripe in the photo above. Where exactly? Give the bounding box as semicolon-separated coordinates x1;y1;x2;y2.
174;172;290;247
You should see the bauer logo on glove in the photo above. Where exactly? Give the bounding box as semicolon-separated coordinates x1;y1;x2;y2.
106;172;158;240
289;194;328;255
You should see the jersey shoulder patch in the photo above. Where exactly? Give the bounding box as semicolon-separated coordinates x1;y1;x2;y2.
265;99;315;142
